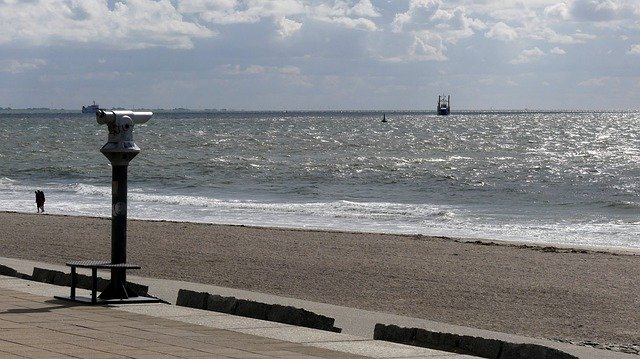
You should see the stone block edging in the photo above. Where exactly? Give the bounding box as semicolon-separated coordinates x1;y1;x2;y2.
374;323;577;359
176;288;341;333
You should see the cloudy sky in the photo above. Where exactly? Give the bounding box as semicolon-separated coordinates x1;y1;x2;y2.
1;0;639;110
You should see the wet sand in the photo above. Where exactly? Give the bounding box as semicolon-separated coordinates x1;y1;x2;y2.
1;211;638;349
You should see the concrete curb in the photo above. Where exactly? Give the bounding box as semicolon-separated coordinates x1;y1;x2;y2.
374;323;578;359
177;288;342;333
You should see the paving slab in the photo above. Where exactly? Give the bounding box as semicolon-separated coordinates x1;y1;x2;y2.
237;326;369;343
312;340;468;358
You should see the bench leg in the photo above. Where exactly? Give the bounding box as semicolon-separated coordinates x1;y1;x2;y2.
70;267;77;299
91;268;98;304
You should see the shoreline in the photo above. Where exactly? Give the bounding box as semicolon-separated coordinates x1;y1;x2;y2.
1;211;639;350
4;210;640;256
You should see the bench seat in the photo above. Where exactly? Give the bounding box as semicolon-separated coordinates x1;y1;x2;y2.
66;260;141;304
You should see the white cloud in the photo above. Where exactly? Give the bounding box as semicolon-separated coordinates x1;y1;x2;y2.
393;0;484;41
278;65;302;75
277;17;303;38
310;0;380;31
627;44;640;55
550;46;566;54
532;27;583;44
392;0;437;32
222;64;265;75
570;0;640;22
181;0;305;24
572;31;597;41
315;0;380;18
469;1;630;47
478;3;594;45
350;0;380;17
510;47;546;64
182;0;380;32
544;2;570;20
322;16;377;31
0;0;214;49
222;64;302;76
578;76;619;86
389;0;483;62
410;31;447;61
1;59;47;74
477;2;538;23
485;22;518;42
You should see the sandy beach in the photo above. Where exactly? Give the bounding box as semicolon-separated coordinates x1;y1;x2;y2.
1;211;638;350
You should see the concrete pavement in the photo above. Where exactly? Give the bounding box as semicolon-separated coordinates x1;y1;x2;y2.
1;256;635;358
0;261;477;358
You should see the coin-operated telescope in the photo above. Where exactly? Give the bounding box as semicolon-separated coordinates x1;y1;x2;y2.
97;109;152;165
95;109;154;302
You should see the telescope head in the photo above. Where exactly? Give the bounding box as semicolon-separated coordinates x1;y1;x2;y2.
96;109;152;125
96;109;152;143
96;109;153;165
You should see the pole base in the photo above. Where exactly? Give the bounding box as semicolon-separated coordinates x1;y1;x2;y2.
55;295;164;305
98;281;140;300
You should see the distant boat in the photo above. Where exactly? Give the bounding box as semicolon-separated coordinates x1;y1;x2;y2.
82;101;99;114
437;95;450;116
381;113;387;122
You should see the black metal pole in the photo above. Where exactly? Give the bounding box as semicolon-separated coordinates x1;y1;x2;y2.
111;164;128;287
99;162;134;300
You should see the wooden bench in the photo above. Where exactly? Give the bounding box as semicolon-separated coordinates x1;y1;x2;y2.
66;260;141;304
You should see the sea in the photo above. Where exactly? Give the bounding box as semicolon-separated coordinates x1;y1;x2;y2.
1;110;638;250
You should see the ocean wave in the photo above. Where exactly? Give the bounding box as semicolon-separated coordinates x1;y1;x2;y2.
126;192;456;222
69;183;110;197
0;177;38;192
604;201;640;210
0;177;16;186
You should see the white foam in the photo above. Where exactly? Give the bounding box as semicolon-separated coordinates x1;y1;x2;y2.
2;180;639;249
